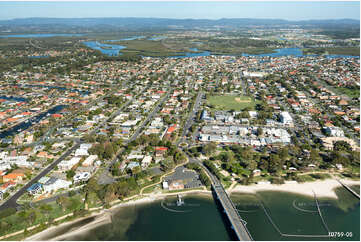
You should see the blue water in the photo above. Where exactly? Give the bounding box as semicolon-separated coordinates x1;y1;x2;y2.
0;33;84;38
28;55;50;59
0;105;67;139
22;84;90;96
121;36;146;41
83;41;125;56
82;40;359;59
241;48;359;59
0;96;28;102
168;48;211;58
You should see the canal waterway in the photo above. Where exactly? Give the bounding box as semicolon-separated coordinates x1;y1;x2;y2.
0;104;67;139
21;84;90;96
0;96;28;102
50;188;359;241
82;41;126;56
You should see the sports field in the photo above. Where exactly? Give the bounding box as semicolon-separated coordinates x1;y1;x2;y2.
207;95;257;111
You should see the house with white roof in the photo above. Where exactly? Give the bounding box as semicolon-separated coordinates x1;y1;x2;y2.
43;177;71;193
73;172;91;183
280;112;293;126
141;156;152;168
58;157;81;170
82;155;98;166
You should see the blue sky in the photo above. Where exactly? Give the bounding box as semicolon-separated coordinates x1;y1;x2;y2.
0;1;359;20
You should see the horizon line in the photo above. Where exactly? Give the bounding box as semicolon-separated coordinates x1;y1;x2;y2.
1;17;360;21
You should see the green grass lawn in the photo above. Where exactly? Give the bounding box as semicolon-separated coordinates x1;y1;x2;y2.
336;87;360;98
207;95;258;111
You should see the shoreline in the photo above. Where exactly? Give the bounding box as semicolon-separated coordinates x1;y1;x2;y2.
23;179;360;241
25;190;212;241
229;179;360;199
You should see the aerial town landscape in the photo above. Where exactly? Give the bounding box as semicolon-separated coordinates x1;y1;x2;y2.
0;1;359;241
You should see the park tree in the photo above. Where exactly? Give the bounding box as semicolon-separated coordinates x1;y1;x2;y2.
278;147;289;161
334;141;352;152
268;154;282;173
310;149;322;164
203;142;217;156
174;151;186;164
66;170;75;180
104;143;115;159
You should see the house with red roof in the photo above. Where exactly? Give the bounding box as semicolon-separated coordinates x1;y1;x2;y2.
167;124;177;134
52;114;63;118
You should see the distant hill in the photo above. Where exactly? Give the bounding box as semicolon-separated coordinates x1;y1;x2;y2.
0;17;359;33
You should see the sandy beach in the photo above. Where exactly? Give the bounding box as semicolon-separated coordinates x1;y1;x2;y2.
24;179;359;240
229;179;360;199
25;190;212;241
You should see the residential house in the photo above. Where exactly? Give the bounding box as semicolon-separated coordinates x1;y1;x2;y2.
43;177;72;193
3;172;25;183
141;156;152;168
27;183;43;195
73;172;91;183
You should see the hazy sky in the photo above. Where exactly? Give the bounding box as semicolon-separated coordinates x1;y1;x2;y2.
0;1;359;20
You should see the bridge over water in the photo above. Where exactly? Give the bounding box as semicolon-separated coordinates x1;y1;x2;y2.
190;157;253;241
212;182;253;241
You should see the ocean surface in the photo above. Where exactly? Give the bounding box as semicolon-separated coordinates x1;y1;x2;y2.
50;187;359;241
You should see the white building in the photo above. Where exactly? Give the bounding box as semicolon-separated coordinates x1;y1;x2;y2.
0;162;11;171
324;126;344;137
58;157;81;170
248;111;258;119
141;156;152;168
73;172;91;183
43;178;72;193
82;155;98;167
127;154;144;160
75;148;89;156
280;112;293;125
121;119;140;127
243;71;266;77
3;156;32;168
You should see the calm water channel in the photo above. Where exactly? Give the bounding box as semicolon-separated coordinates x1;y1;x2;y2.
83;40;359;59
53;188;359;241
0;104;67;139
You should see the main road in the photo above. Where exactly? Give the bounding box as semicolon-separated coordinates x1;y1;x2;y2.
0;140;81;211
176;90;203;146
0;81;134;211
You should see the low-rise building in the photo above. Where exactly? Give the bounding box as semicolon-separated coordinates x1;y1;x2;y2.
280;112;293;126
43;177;71;193
27;183;43;195
58;157;81;170
73;172;91;183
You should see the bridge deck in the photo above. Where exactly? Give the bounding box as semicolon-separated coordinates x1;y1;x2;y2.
212;183;253;241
